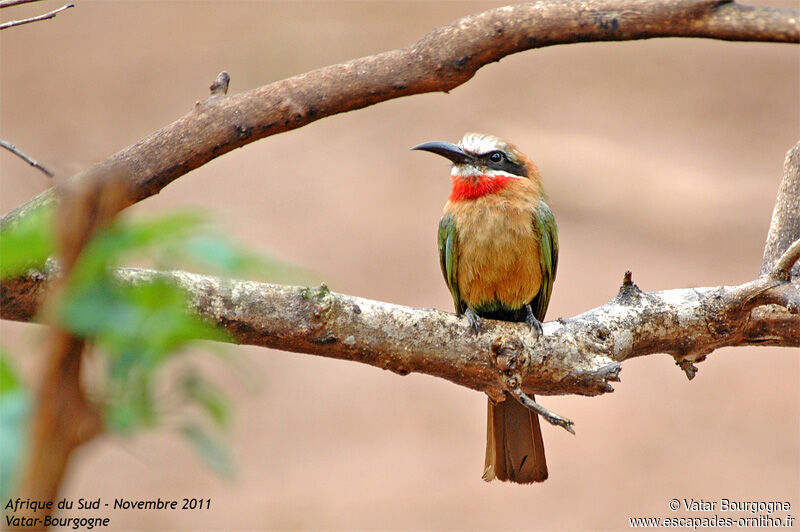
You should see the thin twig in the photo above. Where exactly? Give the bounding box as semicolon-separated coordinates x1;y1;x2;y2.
772;238;800;281
0;2;73;30
0;0;46;8
0;139;54;177
512;389;576;434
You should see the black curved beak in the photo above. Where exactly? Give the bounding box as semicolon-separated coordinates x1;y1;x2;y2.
411;141;474;165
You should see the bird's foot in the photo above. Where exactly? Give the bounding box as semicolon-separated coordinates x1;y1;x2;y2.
465;308;482;334
525;304;543;339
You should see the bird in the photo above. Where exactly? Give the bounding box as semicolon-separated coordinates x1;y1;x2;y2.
412;132;558;483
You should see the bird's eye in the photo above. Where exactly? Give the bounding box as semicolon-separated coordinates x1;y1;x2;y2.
488;151;505;163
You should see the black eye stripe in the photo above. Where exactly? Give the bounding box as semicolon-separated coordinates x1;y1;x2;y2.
479;150;528;177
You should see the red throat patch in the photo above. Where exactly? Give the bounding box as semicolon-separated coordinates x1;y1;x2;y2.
449;174;514;201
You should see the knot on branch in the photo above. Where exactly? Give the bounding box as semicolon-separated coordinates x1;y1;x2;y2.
591;11;623;33
300;283;332;311
614;270;644;305
677;358;699;380
702;287;740;338
591;324;613;344
488;332;577;433
712;238;800;340
562;361;622;396
209;71;230;96
489;336;524;373
488;336;528;402
233;121;253;141
297;283;336;344
196;71;230;107
492;336;535;383
746;280;800;315
754;237;800;313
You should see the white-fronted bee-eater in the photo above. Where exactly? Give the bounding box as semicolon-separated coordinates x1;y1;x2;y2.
413;132;558;483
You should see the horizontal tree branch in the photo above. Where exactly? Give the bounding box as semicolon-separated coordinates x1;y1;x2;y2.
1;0;797;228
3;252;798;400
2;136;798;406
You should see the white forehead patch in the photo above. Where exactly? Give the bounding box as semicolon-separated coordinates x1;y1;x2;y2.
458;132;507;156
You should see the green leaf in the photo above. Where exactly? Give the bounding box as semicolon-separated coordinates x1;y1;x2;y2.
62;280;228;358
59;277;230;435
103;369;157;433
178;235;250;273
0;348;22;394
103;394;140;433
169;233;314;283
180;370;230;429
0;352;30;501
43;209;291;477
180;423;233;477
0;206;54;279
68;212;208;286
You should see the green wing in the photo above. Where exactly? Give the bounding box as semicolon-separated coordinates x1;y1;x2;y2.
438;215;465;314
531;200;559;321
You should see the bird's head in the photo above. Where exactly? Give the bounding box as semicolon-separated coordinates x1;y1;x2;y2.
412;133;539;200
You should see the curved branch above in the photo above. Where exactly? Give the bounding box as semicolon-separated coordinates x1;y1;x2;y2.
2;0;798;228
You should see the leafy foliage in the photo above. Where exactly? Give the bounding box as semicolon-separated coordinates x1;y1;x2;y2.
0;205;54;278
1;209;305;475
0;351;30;501
180;423;234;477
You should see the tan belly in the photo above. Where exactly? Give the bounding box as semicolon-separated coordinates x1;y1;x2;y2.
451;199;542;310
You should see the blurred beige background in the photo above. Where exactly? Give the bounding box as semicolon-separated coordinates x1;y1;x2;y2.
1;1;798;530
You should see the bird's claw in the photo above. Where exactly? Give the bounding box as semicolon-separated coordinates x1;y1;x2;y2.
525;304;543;339
465;308;482;334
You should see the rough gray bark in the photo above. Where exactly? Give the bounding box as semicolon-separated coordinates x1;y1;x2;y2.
3;248;798;401
762;142;800;280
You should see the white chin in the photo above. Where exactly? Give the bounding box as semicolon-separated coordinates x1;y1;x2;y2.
451;166;519;179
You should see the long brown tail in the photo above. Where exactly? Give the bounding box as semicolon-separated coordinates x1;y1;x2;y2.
482;394;548;483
